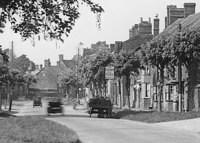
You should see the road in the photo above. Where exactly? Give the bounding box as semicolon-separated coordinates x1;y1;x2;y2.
13;100;200;143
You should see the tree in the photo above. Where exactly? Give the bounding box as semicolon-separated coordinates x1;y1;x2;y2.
60;72;78;99
80;50;113;97
0;0;104;41
169;29;200;111
114;50;140;109
9;54;35;74
0;49;9;110
141;38;171;112
23;73;36;98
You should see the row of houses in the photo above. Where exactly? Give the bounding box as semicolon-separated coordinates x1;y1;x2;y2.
29;55;76;98
27;2;200;113
104;3;200;112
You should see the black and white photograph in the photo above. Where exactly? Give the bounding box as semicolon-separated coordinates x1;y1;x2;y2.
0;0;200;143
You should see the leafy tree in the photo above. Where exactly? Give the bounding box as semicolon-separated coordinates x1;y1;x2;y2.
60;72;78;99
169;29;200;111
23;73;36;98
4;69;22;111
0;49;9;110
80;50;113;97
9;54;35;73
0;0;104;41
141;38;171;112
114;50;140;109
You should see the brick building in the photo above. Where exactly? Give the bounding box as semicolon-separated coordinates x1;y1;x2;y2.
165;3;196;28
129;18;152;39
83;41;110;57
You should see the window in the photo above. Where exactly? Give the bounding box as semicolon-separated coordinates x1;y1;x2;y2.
145;83;151;98
165;85;174;101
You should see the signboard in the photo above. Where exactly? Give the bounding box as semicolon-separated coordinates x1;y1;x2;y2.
105;66;114;80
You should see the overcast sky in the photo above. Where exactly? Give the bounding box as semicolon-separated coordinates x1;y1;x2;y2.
0;0;200;65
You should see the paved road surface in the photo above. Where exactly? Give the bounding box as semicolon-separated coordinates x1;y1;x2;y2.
47;117;200;143
12;100;200;143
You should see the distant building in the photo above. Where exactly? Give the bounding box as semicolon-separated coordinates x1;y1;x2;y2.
110;41;123;54
83;41;110;57
30;55;75;97
153;15;160;36
129;18;152;39
165;3;196;28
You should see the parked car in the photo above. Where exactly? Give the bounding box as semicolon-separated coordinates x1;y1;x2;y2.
33;96;42;107
47;97;64;116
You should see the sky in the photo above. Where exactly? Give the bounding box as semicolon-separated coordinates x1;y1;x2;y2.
0;0;200;65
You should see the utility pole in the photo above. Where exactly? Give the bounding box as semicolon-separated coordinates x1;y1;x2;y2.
178;23;182;112
8;41;14;111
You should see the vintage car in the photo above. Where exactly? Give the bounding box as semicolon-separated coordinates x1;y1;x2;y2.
33;96;42;107
47;97;64;116
88;97;112;118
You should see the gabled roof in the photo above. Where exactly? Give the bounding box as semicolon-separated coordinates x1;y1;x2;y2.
30;63;73;90
30;66;59;90
62;60;76;69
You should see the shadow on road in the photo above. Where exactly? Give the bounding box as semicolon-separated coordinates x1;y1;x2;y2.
0;111;17;118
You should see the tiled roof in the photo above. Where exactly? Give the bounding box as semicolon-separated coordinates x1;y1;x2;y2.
62;60;76;69
30;64;73;90
30;66;59;90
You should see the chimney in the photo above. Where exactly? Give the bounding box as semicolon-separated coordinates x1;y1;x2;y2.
153;15;160;36
184;3;196;18
149;17;151;23
129;28;133;39
140;17;143;23
35;65;39;70
59;54;64;61
44;59;51;67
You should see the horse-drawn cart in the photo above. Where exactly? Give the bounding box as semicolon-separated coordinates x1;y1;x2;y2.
88;97;112;118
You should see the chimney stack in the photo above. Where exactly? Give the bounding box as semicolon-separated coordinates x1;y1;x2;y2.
44;59;51;67
149;17;151;23
140;17;143;23
153;15;160;36
59;54;64;62
184;3;196;17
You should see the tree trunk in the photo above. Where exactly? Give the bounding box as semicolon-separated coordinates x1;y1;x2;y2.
118;77;122;108
26;84;29;99
158;67;164;112
120;76;125;106
0;86;2;111
178;59;182;112
9;87;13;111
126;74;131;110
187;60;198;111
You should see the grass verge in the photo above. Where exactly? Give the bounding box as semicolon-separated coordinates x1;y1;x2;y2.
113;109;200;123
0;116;81;143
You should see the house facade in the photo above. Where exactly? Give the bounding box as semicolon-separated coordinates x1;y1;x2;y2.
131;6;200;112
30;54;75;97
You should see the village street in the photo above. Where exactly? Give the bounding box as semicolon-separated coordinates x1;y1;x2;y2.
11;100;200;143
